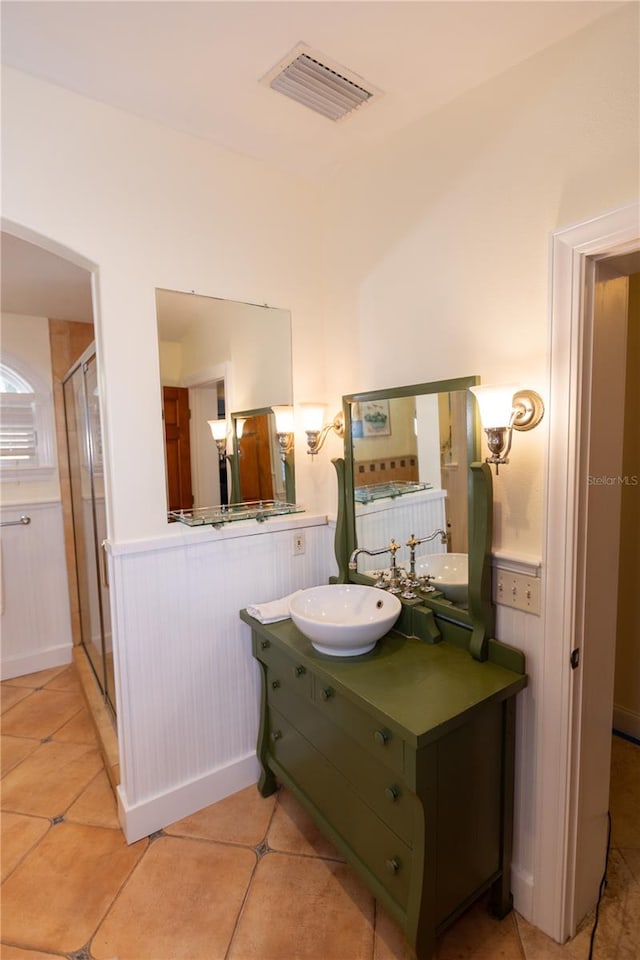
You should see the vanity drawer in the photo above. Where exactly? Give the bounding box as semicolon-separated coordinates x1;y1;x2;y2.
253;637;312;699
268;705;412;910
273;684;415;846
312;681;405;777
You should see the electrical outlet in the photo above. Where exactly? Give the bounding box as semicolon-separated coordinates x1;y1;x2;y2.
293;532;305;556
493;569;541;615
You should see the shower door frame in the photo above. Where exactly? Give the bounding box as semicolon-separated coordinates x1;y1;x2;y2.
63;343;115;717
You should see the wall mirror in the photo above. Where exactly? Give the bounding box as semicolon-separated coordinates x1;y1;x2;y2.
342;377;481;610
156;289;293;517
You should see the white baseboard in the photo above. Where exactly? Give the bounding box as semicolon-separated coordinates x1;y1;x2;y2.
613;705;640;741
511;863;534;922
0;643;72;681
117;752;262;844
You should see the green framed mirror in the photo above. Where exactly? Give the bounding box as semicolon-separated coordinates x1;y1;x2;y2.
230;407;295;505
335;376;495;659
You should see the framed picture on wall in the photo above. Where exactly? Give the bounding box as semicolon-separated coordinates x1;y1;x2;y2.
361;399;391;437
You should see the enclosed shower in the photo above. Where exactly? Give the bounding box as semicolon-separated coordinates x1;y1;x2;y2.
63;344;115;717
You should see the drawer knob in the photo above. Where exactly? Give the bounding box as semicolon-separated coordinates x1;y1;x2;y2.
374;729;389;746
261;640;271;650
385;858;401;875
321;687;334;701
385;786;400;802
294;665;307;678
271;679;281;690
271;730;282;741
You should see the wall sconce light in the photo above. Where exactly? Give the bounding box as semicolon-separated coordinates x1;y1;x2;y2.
234;418;246;441
470;385;544;474
301;403;345;457
207;419;228;462
271;406;295;460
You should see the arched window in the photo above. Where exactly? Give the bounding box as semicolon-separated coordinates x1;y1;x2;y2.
0;359;55;473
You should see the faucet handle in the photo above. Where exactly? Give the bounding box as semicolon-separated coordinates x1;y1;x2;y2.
389;539;401;555
406;533;419;549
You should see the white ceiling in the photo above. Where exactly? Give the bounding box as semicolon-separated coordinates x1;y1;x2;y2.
1;232;94;323
0;1;622;320
1;1;621;181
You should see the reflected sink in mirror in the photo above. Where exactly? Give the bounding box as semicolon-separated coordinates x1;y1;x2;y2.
289;585;401;657
415;552;468;605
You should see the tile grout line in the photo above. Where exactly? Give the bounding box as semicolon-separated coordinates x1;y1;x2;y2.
84;831;154;960
223;784;283;960
0;817;53;887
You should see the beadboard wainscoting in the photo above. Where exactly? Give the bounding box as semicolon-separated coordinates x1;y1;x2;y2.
108;515;336;843
0;499;73;679
355;489;448;573
493;554;544;923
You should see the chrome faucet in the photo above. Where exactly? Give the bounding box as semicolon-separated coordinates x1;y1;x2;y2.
348;541;397;571
405;529;449;580
349;540;403;593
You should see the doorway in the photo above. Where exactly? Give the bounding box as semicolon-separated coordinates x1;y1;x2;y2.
568;253;639;930
540;202;640;941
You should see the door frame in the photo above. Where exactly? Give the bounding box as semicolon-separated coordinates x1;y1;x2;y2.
536;200;639;940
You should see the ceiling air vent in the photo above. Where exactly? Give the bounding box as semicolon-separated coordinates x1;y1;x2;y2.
263;44;378;121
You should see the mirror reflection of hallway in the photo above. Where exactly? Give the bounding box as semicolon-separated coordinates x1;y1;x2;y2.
156;288;292;516
237;414;274;502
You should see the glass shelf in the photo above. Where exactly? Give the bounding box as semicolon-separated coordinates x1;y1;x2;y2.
354;481;433;504
168;500;304;528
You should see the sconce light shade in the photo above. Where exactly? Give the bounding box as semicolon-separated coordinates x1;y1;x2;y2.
271;405;295;459
208;419;227;442
301;403;345;457
235;418;247;441
271;405;295;435
470;385;544;473
208;419;228;462
469;385;518;428
301;403;326;434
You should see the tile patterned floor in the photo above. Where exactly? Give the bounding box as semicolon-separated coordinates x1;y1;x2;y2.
1;664;638;959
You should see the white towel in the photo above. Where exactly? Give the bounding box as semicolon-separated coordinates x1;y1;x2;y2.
246;590;302;624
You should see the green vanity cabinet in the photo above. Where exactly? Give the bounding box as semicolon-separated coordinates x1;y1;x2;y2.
241;611;526;960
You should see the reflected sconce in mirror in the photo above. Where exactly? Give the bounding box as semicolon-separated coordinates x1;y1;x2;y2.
470;385;544;474
301;403;345;457
208;419;228;462
271;406;295;460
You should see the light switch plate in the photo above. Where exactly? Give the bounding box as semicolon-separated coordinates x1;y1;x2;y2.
493;569;541;615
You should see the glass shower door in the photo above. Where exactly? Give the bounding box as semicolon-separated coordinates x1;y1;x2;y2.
63;350;115;716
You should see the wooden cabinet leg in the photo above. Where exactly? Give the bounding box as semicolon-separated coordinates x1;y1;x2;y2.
490;696;516;919
256;656;277;798
258;765;277;798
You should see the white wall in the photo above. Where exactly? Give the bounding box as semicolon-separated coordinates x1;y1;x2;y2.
1;66;330;540
320;5;639;558
0;500;73;679
0;314;72;677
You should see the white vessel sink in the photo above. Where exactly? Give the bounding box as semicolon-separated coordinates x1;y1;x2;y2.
289;584;401;657
416;552;468;605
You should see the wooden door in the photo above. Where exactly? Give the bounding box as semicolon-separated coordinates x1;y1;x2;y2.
238;414;274;501
163;386;193;511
